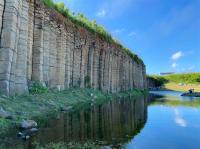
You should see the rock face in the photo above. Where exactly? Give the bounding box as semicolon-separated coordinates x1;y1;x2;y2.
20;119;38;129
0;0;146;96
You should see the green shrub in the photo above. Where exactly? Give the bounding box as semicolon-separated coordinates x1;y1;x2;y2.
29;82;49;94
84;75;91;88
147;75;168;87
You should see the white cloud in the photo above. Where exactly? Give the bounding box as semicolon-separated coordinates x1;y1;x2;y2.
128;31;137;37
98;0;132;18
171;51;184;60
188;65;195;71
97;9;106;17
172;62;177;68
174;109;187;127
112;28;125;34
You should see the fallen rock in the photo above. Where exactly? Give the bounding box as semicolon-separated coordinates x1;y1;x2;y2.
20;120;37;130
0;107;12;119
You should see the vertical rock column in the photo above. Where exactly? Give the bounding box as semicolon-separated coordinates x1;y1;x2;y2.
32;6;44;82
108;48;113;92
0;0;4;35
56;26;66;90
49;24;57;87
98;49;105;90
129;59;133;89
15;0;29;94
87;44;94;88
102;47;110;92
92;46;100;89
80;43;87;88
0;0;21;95
27;1;34;81
111;50;116;92
72;46;81;87
42;15;50;86
65;29;73;88
143;64;147;88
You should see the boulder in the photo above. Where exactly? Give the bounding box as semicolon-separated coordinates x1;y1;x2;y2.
20;120;37;129
0;107;12;119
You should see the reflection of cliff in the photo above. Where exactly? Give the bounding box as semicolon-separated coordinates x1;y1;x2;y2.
33;97;147;146
0;0;146;95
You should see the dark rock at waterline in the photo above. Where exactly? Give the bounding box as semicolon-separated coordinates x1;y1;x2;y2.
181;92;200;97
0;107;12;119
60;106;72;112
21;135;30;141
19;120;37;129
101;146;111;149
17;128;38;140
17;132;23;138
15;111;26;116
17;128;38;137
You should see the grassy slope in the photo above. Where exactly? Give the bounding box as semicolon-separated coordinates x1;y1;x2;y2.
150;73;200;92
164;82;200;92
0;88;146;135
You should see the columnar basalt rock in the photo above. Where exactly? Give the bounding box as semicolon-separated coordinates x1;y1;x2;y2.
0;0;146;96
0;0;4;36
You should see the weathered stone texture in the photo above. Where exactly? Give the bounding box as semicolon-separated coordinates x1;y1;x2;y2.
0;0;146;95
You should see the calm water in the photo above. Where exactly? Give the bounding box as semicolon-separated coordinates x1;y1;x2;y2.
1;91;200;149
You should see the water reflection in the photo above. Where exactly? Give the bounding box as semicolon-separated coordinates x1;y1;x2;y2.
35;97;147;147
1;96;147;149
125;91;200;149
149;91;200;107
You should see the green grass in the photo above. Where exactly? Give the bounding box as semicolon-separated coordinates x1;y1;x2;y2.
42;0;143;64
163;82;200;92
0;88;146;136
148;73;200;91
164;73;200;84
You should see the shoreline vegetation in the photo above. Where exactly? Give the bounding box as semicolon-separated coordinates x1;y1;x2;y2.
0;86;147;136
148;73;200;92
42;0;143;64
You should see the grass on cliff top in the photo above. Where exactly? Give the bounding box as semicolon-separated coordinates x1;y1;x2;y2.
42;0;143;64
0;88;146;135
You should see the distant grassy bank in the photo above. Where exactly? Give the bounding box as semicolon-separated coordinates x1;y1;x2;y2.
148;73;200;92
0;87;146;136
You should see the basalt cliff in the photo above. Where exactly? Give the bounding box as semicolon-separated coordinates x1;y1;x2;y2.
0;0;146;95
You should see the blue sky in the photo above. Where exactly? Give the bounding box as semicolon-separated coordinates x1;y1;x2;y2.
54;0;200;74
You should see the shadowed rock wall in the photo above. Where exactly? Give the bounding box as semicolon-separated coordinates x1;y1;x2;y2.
0;0;146;95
